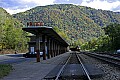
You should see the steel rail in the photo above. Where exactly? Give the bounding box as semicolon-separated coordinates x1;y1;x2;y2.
91;53;120;61
55;53;71;80
76;54;92;80
86;53;120;67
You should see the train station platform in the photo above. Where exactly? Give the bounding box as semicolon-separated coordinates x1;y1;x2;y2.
22;22;69;62
1;52;70;80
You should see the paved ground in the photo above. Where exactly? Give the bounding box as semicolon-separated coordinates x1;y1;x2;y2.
0;52;70;80
0;53;32;64
0;53;24;61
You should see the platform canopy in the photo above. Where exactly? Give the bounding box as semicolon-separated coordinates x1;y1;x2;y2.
22;26;69;47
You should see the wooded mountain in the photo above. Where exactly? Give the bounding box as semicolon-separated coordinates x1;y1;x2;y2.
12;4;120;43
0;7;28;50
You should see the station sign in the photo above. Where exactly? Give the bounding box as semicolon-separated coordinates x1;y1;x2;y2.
27;22;44;26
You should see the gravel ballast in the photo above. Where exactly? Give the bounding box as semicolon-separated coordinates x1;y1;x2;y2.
79;53;120;80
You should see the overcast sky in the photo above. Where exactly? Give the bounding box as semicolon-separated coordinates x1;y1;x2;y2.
0;0;120;14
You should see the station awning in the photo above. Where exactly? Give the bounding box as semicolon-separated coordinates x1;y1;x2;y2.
22;26;69;47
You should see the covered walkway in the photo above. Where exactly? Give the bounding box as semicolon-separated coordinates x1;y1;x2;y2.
22;22;69;62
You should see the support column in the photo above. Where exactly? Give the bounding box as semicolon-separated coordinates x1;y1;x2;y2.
47;37;50;59
42;35;46;60
64;47;65;53
55;42;57;56
65;47;67;52
60;45;62;54
62;46;64;53
63;47;65;53
53;41;55;57
51;40;53;57
58;45;60;55
64;47;66;53
56;44;58;56
36;34;40;62
60;46;62;54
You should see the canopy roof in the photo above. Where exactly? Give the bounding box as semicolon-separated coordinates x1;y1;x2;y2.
22;26;69;47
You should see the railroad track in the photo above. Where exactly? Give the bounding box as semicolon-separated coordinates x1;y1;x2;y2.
85;52;120;68
96;52;120;58
107;53;120;58
44;52;92;80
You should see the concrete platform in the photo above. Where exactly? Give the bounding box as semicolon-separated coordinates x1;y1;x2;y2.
0;52;70;80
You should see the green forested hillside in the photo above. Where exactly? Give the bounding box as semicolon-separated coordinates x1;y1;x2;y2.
82;23;120;52
13;4;120;43
0;7;28;51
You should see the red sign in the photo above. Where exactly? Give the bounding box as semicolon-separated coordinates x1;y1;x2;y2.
27;22;44;26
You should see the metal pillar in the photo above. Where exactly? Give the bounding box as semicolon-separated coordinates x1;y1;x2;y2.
36;34;40;62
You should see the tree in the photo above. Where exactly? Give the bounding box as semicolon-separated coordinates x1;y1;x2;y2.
0;8;29;52
53;26;70;43
104;23;120;50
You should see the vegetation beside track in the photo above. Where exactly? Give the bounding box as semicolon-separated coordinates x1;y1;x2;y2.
0;64;12;78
